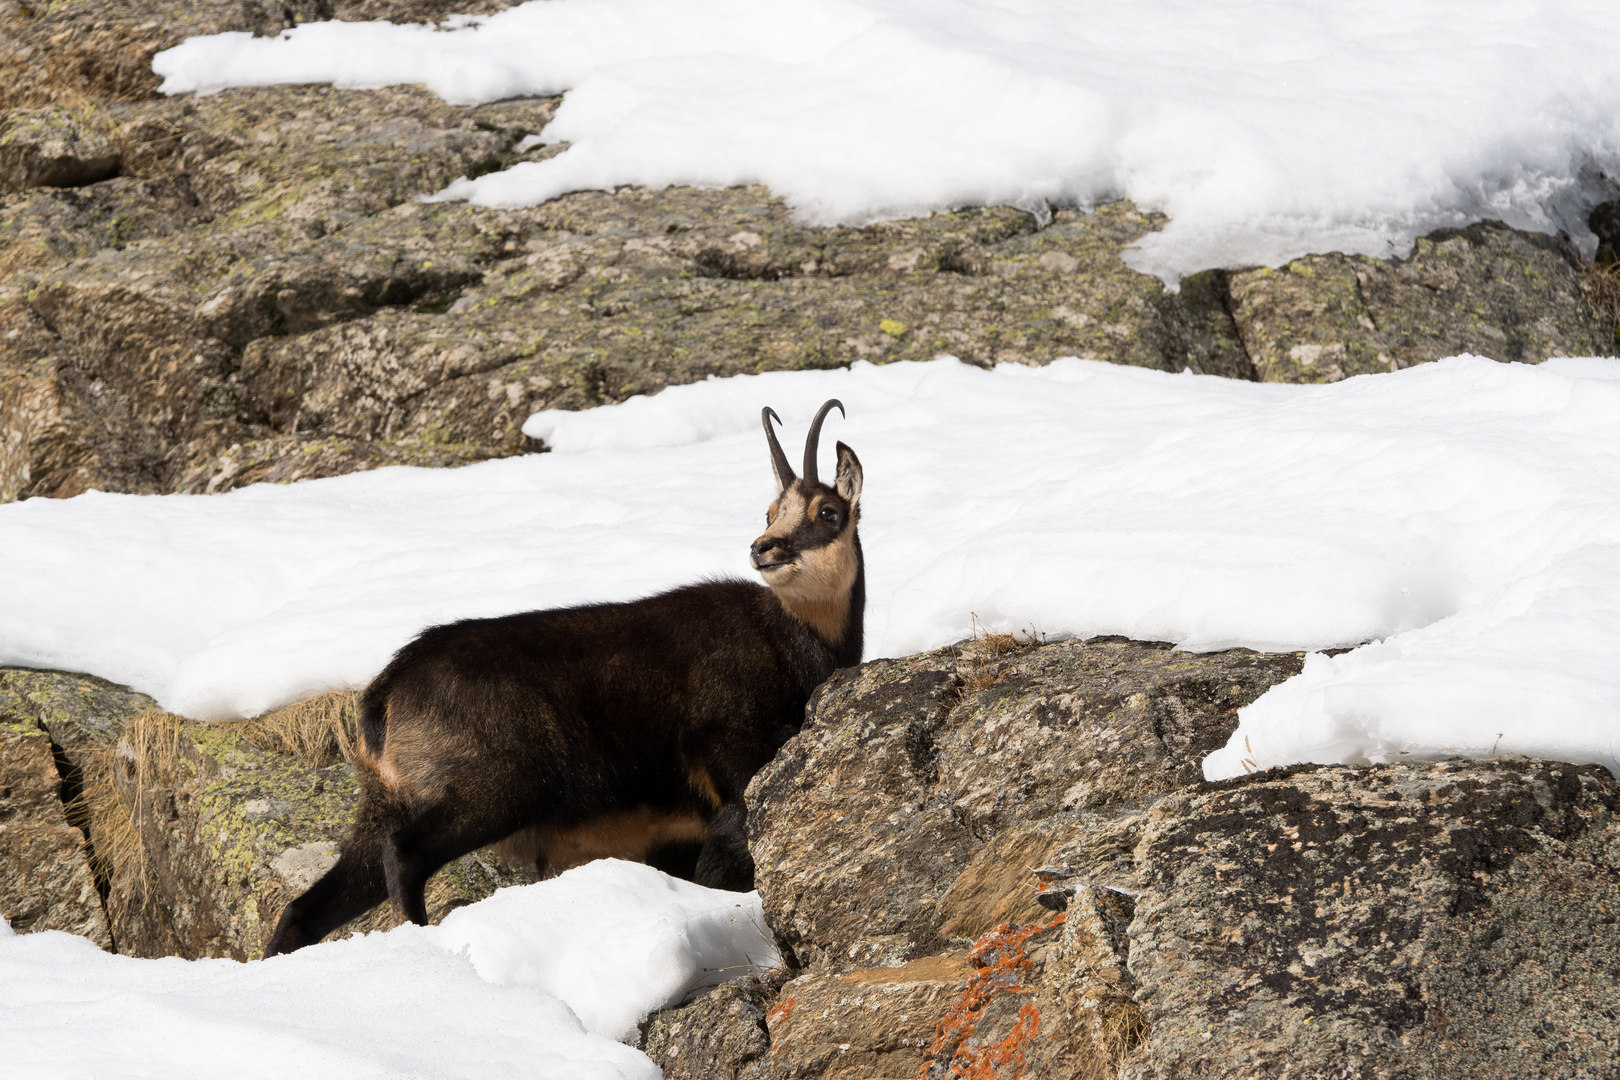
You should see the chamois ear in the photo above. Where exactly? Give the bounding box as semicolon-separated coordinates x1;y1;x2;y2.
835;441;862;510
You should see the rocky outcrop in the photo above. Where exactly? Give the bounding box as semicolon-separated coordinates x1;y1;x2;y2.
0;107;120;193
1123;759;1620;1078
2;0;1612;503
6;639;1619;1078
637;636;1620;1080
749;637;1303;976
0;704;111;947
0;668;530;957
1227;222;1610;382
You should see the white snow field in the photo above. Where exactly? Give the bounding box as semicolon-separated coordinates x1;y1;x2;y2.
2;355;1618;779
0;859;778;1080
150;0;1620;282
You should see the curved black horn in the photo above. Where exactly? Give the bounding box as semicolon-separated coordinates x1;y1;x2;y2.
762;407;795;487
802;399;845;487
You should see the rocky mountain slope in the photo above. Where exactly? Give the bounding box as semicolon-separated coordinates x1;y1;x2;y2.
2;1;1616;503
6;638;1618;1078
4;3;1620;1078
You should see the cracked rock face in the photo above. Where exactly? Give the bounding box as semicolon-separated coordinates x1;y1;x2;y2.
747;636;1302;975
0;706;111;948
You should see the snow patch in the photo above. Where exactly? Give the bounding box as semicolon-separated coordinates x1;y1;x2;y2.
151;0;1620;282
0;860;775;1080
3;354;1619;777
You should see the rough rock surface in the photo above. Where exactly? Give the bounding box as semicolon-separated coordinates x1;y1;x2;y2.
636;638;1620;1080
0;704;111;947
1226;222;1608;382
0;106;120;192
1122;759;1620;1079
642;976;781;1080
0;668;529;958
748;636;1303;975
1;0;1611;503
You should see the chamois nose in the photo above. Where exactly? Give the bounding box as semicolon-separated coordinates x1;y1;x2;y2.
751;537;786;563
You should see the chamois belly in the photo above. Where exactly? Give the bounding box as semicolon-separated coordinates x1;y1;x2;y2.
494;807;712;875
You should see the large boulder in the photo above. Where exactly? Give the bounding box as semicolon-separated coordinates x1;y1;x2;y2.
748;636;1303;975
639;638;1620;1080
1123;758;1620;1078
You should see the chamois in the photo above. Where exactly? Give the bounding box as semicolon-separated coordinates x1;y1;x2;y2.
263;400;864;956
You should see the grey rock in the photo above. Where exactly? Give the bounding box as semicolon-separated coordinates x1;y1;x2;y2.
1228;222;1609;383
0;706;112;948
642;977;777;1080
0;108;120;192
1120;758;1620;1079
748;636;1303;973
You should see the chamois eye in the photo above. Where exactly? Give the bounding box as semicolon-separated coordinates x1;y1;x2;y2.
819;506;839;524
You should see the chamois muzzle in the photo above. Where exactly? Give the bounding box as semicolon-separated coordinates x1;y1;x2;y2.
750;536;790;570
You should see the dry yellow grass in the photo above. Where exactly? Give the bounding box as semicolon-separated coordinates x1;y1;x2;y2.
69;746;143;895
1091;1000;1148;1077
955;616;1044;697
65;693;359;906
67;709;185;901
235;689;361;767
1585;260;1620;343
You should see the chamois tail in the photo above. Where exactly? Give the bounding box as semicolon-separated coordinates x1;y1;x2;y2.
359;680;390;759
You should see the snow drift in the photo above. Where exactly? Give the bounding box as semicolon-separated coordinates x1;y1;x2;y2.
151;0;1620;283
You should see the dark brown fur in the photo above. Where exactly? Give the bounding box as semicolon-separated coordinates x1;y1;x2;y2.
263;406;863;955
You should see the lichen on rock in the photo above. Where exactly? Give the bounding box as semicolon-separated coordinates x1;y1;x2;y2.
0;668;531;960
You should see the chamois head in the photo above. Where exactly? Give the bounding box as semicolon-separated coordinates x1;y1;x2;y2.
751;399;864;645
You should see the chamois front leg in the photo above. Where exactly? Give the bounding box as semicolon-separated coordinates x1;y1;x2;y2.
264;821;391;956
380;800;512;926
693;802;755;892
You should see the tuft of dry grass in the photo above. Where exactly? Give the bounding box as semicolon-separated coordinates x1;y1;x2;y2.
235;689;361;768
955;615;1044;698
1583;260;1620;343
1096;1000;1148;1069
65;693;359;908
68;709;186;902
70;746;144;896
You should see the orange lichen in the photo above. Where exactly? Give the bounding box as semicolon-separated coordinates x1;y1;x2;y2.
765;995;795;1048
921;912;1066;1080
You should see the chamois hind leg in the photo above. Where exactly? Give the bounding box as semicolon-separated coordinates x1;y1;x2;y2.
381;799;515;926
693;802;755;892
264;815;394;957
646;840;702;881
